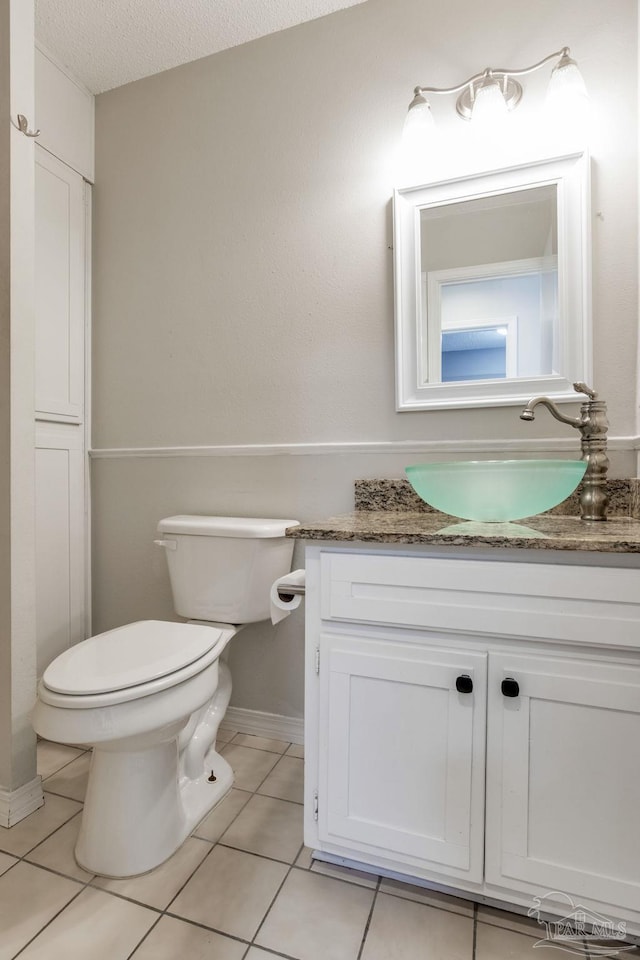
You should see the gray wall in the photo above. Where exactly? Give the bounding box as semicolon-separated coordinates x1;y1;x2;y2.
92;0;638;720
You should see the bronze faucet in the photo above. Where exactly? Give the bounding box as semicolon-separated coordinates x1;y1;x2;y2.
520;382;609;521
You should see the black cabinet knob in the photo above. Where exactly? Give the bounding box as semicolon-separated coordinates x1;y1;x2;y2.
455;674;473;694
501;677;520;698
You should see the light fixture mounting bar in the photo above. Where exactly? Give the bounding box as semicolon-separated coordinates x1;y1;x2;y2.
413;48;570;98
410;47;574;121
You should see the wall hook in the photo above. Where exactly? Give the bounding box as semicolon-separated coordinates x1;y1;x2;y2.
12;114;40;138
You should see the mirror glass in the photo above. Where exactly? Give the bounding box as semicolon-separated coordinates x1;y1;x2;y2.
394;153;590;410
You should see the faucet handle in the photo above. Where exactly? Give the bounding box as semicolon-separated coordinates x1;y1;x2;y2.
573;381;598;400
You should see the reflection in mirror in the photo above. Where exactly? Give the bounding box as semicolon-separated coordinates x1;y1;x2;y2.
393;152;591;410
441;323;512;382
421;186;557;384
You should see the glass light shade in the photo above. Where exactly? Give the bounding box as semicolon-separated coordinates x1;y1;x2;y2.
470;79;509;128
547;59;589;106
402;98;436;154
545;59;589;142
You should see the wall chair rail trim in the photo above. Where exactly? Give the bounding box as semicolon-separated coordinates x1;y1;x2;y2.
89;436;640;460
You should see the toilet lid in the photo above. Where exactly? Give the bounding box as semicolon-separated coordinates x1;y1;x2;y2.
42;620;224;696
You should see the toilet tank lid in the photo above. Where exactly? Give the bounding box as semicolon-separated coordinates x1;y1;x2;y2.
157;515;300;538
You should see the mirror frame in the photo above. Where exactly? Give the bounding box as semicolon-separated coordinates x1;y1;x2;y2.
393;151;591;411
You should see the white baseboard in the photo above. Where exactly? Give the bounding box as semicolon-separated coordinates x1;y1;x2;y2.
0;776;45;828
221;707;303;745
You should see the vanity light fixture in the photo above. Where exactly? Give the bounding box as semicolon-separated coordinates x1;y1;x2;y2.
403;47;588;144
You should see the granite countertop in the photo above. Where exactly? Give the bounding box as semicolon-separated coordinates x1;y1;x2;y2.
286;510;640;552
286;478;640;553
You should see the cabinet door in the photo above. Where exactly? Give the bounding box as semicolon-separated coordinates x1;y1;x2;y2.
318;635;487;882
486;653;640;912
35;144;85;422
35;422;87;675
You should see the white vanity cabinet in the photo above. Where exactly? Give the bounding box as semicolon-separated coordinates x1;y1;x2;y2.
303;544;640;934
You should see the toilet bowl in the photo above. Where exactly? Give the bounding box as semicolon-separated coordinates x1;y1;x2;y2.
32;515;298;878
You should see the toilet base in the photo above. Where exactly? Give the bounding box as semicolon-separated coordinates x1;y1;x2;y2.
75;741;233;878
74;660;235;878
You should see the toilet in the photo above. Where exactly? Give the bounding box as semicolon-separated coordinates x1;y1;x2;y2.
32;515;299;878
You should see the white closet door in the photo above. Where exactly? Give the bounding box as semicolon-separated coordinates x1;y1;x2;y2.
35;145;85;422
35;423;86;675
35;144;88;673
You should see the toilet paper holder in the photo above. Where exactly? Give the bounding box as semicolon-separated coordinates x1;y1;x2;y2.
277;583;306;603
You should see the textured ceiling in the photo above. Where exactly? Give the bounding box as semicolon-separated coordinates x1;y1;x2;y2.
35;0;368;94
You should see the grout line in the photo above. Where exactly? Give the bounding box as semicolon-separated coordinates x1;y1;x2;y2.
6;742;299;959
124;914;164;960
10;740;483;960
154;910;253;948
217;841;302;867
472;902;478;960
228;732;290;756
356;875;382;960
38;786;86;803
86;883;169;912
37;751;87;783
19;856;94;887
221;744;302;798
304;861;379;893
161;799;251;914
255;792;303;806
248;846;301;948
242;945;309;960
159;838;219;913
219;745;281;795
40;754;91;789
377;885;479;920
10;881;88;959
134;743;307;957
235;792;303;810
0;807;85;863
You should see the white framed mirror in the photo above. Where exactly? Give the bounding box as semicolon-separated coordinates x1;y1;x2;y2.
393;152;591;410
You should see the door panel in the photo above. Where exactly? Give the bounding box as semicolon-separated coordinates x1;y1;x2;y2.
34;145;89;674
35;423;86;675
486;653;640;911
319;635;487;881
35;145;85;421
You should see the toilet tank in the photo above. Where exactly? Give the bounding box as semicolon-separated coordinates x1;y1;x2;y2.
156;515;299;624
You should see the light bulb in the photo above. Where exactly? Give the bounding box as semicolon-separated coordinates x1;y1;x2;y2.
546;53;589;136
397;93;439;182
402;94;436;154
470;77;509;130
547;56;589;105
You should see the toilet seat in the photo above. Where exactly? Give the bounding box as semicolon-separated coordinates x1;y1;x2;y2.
39;620;235;710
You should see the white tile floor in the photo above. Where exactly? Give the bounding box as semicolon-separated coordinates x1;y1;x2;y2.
0;733;633;959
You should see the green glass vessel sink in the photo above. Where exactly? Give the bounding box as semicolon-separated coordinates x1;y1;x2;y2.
405;460;587;522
